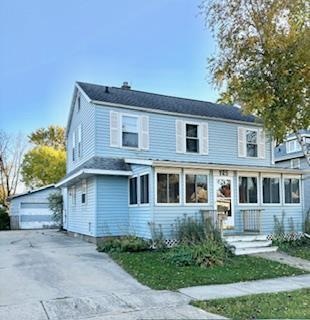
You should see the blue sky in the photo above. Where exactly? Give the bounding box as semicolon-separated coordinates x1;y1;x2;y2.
0;0;218;134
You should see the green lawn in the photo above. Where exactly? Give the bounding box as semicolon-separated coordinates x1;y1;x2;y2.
192;289;310;319
278;240;310;260
110;251;306;290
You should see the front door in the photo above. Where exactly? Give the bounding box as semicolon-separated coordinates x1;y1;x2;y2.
214;177;234;229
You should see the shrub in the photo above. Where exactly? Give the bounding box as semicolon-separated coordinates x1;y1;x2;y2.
165;241;228;268
0;207;10;230
48;191;63;226
173;214;222;245
148;222;167;251
97;236;150;253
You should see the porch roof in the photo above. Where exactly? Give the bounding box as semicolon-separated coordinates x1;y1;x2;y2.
150;160;309;175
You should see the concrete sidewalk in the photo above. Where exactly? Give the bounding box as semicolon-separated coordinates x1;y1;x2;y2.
255;251;310;272
179;274;310;300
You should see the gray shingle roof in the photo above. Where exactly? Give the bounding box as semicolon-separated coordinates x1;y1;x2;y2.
77;82;257;123
63;157;131;180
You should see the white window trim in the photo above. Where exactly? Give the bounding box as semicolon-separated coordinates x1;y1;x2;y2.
78;124;82;159
128;175;139;207
76;92;81;112
290;158;300;169
261;174;282;206
71;186;76;206
121;113;140;150
244;127;259;159
183;170;210;206
237;173;259;206
283;175;301;206
139;172;150;207
184;121;200;154
155;169;181;206
286;139;302;154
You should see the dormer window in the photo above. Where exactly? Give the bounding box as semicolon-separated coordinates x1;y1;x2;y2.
122;115;139;148
286;139;302;153
246;130;258;157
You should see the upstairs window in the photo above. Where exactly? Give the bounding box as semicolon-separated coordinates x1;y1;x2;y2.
246;130;258;157
239;176;258;204
157;173;180;204
286;139;302;153
129;177;138;205
122;115;139;148
284;178;300;204
290;158;300;169
185;174;208;203
262;177;280;204
140;174;149;204
186;124;199;153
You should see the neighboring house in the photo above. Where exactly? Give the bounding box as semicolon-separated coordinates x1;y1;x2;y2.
56;81;307;246
9;185;57;230
274;130;310;213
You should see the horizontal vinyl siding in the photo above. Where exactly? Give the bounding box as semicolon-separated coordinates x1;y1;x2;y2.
9;188;56;217
67;93;96;173
94;105;272;166
96;176;129;236
128;165;153;238
67;177;96;236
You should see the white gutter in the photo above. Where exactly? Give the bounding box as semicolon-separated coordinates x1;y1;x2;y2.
55;168;133;187
152;160;309;175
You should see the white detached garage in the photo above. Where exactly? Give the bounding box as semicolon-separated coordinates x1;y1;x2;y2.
9;185;58;230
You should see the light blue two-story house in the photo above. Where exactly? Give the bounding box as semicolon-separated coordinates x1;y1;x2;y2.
274;131;310;214
57;81;307;252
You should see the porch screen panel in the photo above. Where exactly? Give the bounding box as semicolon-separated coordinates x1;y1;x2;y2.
239;177;257;203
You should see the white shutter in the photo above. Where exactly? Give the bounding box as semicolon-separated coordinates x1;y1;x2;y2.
139;116;149;150
200;123;208;155
238;127;246;157
176;120;185;153
110;111;120;147
258;129;266;159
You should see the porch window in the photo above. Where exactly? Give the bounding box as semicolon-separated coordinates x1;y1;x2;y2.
262;177;280;204
246;130;258;157
186;124;199;153
122;115;139;148
284;178;300;204
129;177;138;205
157;173;180;204
185;174;208;203
140;174;149;204
239;176;258;203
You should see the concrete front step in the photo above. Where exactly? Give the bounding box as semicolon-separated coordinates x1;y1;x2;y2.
225;235;268;243
234;246;278;256
231;240;272;249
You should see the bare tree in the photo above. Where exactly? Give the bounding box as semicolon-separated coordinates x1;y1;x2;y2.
0;130;27;209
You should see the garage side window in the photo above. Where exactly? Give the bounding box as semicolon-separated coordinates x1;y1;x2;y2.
81;180;87;204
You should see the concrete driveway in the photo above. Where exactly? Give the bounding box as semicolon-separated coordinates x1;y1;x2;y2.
0;230;221;320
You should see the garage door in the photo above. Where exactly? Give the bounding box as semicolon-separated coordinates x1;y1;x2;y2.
19;202;55;229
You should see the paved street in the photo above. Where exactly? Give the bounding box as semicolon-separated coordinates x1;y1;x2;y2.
0;230;221;319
